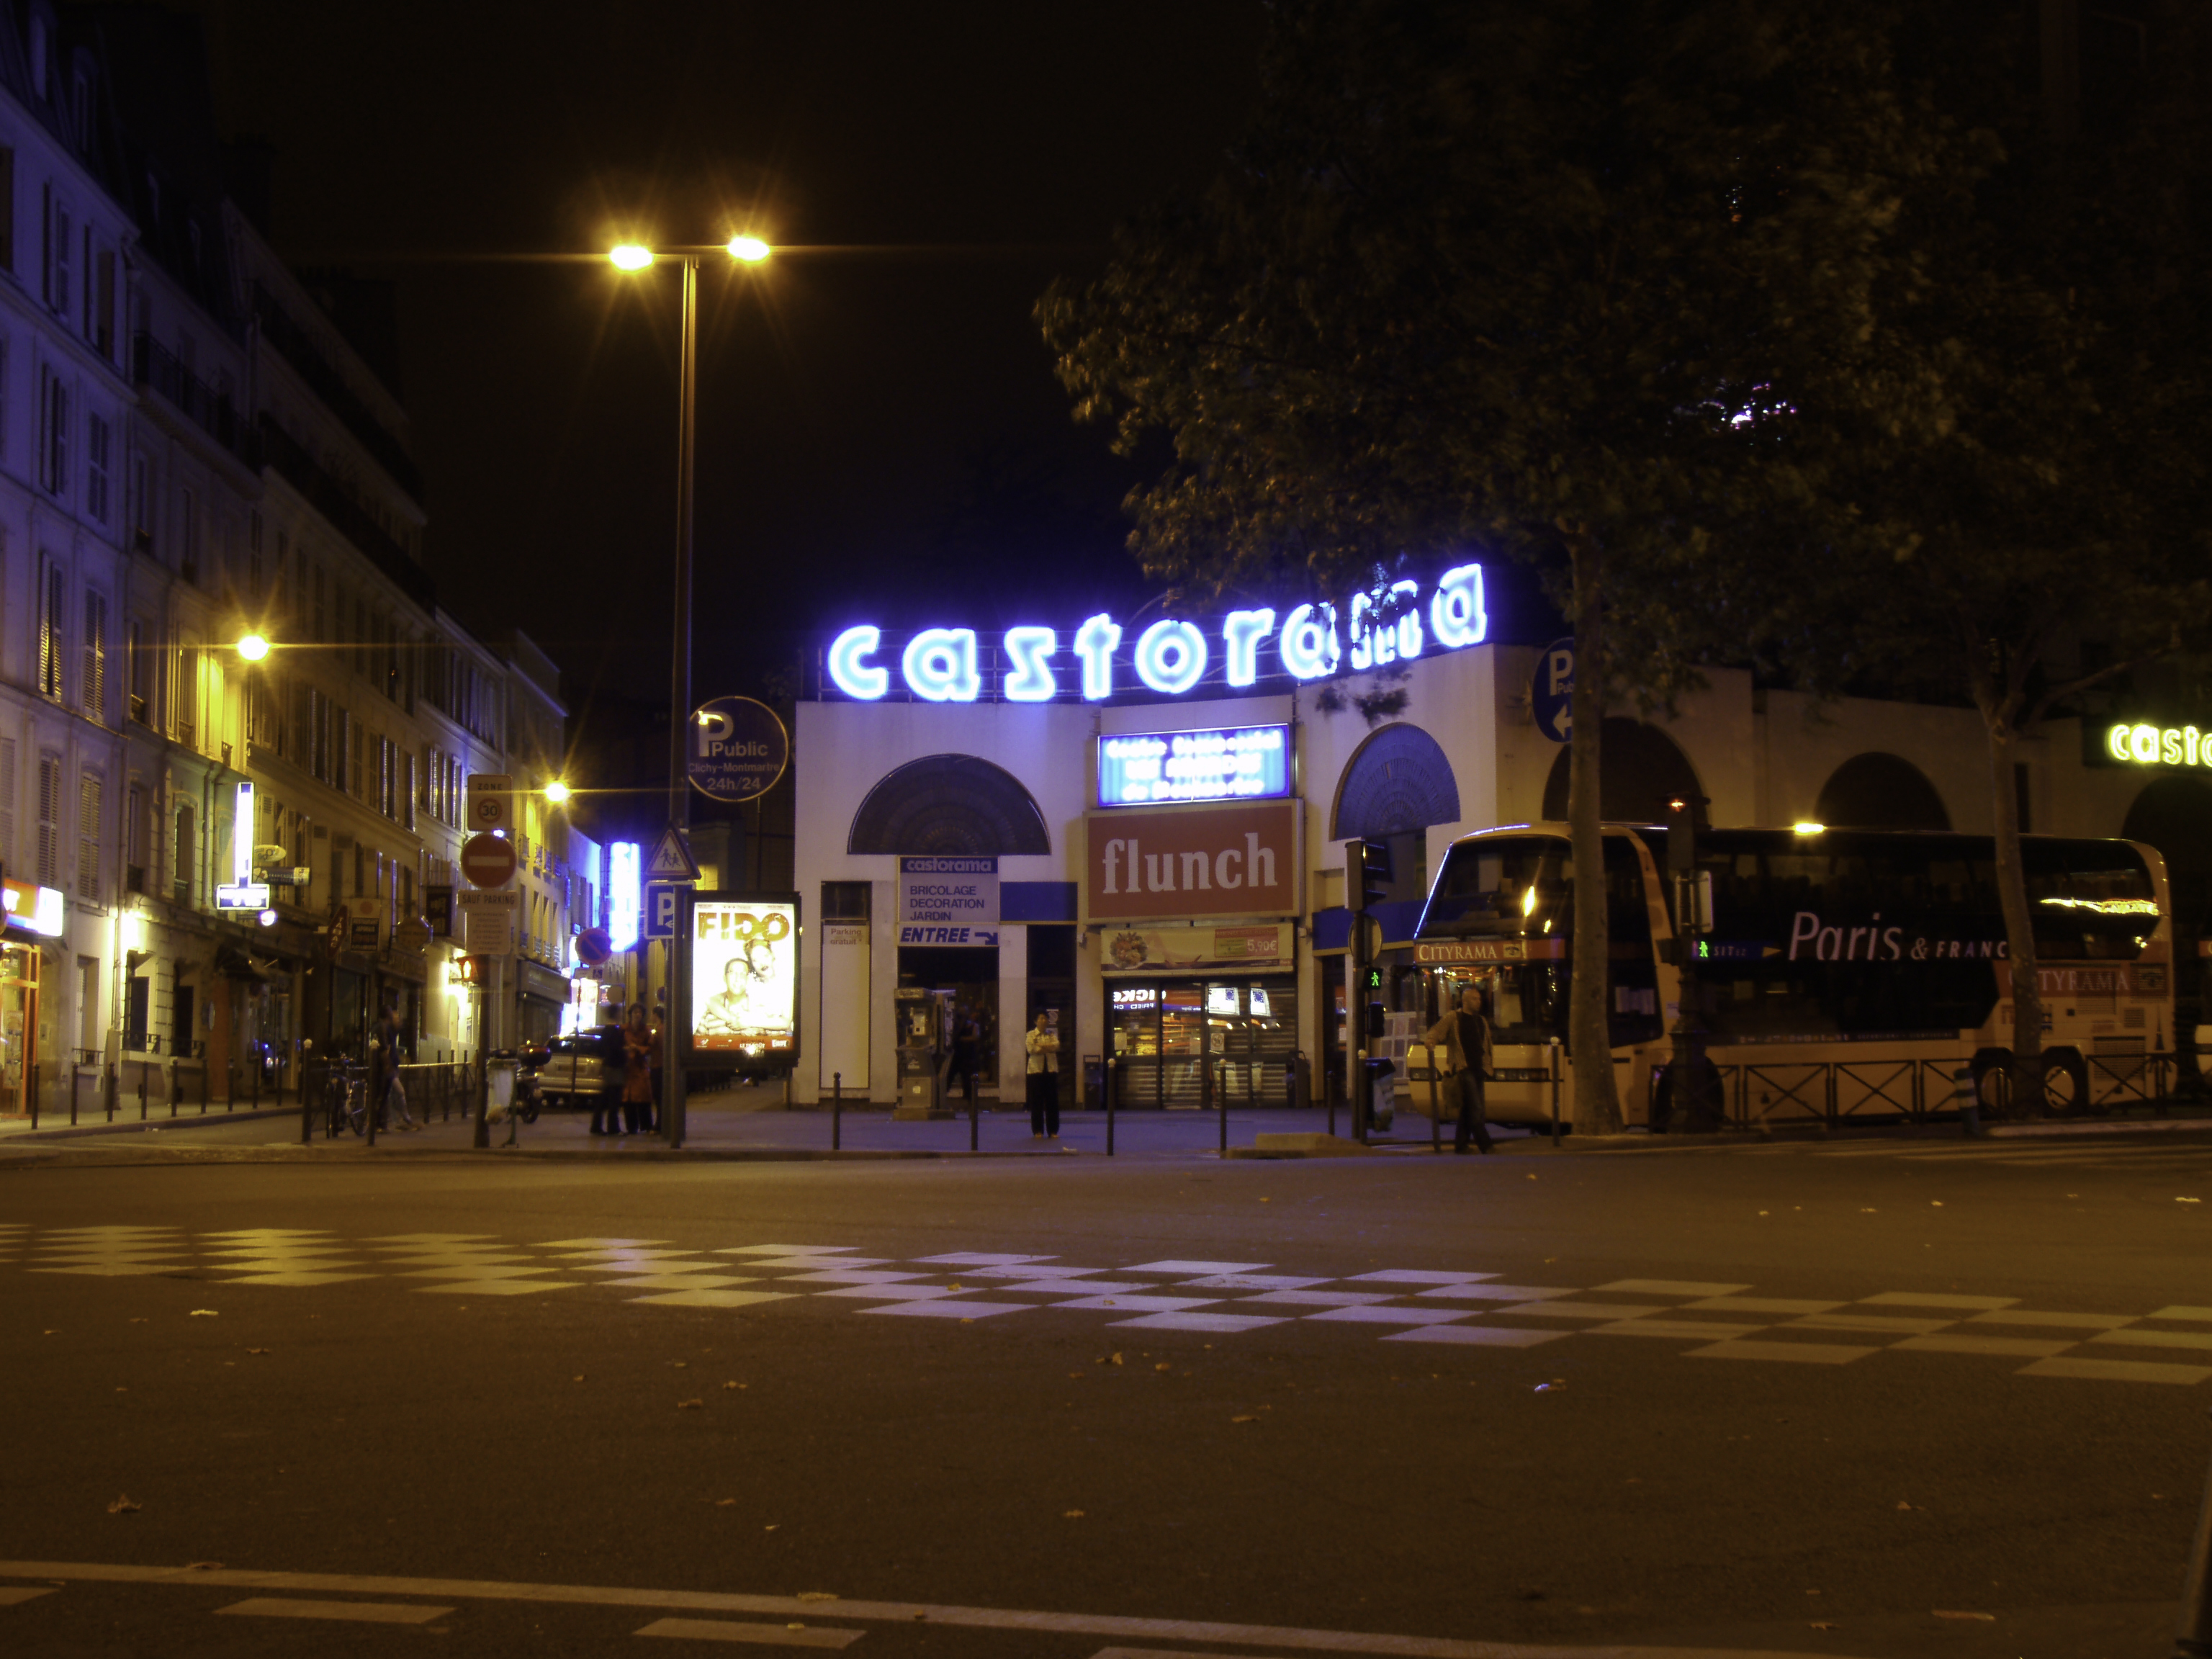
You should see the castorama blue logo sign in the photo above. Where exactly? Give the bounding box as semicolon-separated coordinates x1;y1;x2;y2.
824;564;1487;704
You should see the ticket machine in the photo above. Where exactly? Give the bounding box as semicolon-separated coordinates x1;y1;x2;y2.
894;986;954;1120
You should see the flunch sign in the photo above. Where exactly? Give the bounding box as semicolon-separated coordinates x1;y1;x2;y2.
1082;801;1301;924
825;562;1486;703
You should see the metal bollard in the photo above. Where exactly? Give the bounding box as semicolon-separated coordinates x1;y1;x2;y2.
170;1064;179;1118
69;1068;78;1127
1550;1040;1562;1148
28;1064;37;1130
1429;1065;1441;1155
832;1072;842;1153
300;1066;313;1146
105;1061;115;1122
199;1061;209;1114
969;1087;979;1153
2175;1406;2212;1659
1954;1064;1987;1138
251;1060;260;1112
139;1063;148;1119
1218;1060;1228;1154
366;1069;379;1148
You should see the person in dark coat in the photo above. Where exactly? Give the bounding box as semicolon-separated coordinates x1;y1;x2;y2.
1422;982;1496;1154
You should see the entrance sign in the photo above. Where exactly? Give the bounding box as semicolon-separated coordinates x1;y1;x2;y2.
2106;721;2212;768
1532;637;1574;744
1082;800;1302;924
688;696;791;802
898;856;998;947
465;773;513;834
461;832;518;890
690;895;801;1056
646;823;701;882
644;881;684;940
826;562;1486;704
1097;724;1291;808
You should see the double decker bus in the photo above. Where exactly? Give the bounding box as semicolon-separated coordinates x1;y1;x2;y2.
1410;823;2175;1128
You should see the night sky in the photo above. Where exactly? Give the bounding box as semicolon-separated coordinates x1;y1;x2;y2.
179;0;1269;747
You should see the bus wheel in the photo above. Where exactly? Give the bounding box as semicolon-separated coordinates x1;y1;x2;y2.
1969;1051;2013;1122
2041;1048;2092;1118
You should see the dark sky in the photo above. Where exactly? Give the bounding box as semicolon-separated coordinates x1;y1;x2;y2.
179;0;1269;724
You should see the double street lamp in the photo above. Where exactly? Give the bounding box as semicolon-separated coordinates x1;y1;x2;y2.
608;233;772;1147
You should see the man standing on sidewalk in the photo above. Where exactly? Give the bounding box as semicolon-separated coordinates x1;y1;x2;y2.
1423;983;1495;1154
374;1006;418;1132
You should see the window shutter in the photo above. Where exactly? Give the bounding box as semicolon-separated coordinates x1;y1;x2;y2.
81;590;104;721
76;770;100;900
0;737;14;868
36;753;60;887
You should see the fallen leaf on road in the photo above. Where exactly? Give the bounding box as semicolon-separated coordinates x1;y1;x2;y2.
1810;1621;1838;1630
1109;1353;1124;1366
2180;1197;2201;1205
42;1329;57;1336
574;1376;585;1382
796;1593;837;1602
1859;1208;1876;1213
1259;1197;1270;1203
1155;1362;1172;1372
958;1318;974;1324
246;1348;270;1356
715;1499;736;1507
787;1624;806;1632
1896;1501;1919;1511
186;1562;222;1571
130;1318;147;1323
1231;1414;1257;1424
676;1398;703;1410
1062;1510;1084;1519
1932;1610;1994;1621
107;1496;140;1514
764;1525;778;1532
723;1381;745;1390
1526;1174;1537;1180
1066;1372;1084;1380
948;1282;963;1290
670;1361;687;1368
1930;1200;1943;1208
189;1310;218;1317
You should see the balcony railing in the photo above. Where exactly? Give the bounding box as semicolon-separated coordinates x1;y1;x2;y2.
258;416;438;612
251;283;426;502
131;335;260;469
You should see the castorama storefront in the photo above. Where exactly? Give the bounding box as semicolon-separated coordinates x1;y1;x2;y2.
791;560;2207;1117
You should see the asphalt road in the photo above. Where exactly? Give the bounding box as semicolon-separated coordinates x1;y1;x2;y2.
3;1129;2209;1659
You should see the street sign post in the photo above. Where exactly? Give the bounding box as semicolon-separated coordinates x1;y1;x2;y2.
465;773;514;835
461;832;518;890
644;882;683;940
645;823;700;884
688;696;791;802
1532;637;1575;744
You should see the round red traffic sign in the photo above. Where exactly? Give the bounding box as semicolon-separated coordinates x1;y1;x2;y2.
575;926;613;967
461;832;518;890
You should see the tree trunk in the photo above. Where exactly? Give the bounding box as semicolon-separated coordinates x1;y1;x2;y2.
1567;534;1622;1135
1982;709;2045;1117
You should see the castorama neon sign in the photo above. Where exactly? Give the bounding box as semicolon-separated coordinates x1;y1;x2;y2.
826;563;1487;703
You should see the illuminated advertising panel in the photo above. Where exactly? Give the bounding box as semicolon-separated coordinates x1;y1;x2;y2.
824;561;1485;704
1097;723;1291;808
690;895;801;1057
608;842;642;951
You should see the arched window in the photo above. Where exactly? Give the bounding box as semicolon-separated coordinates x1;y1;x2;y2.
1331;723;1460;902
1539;718;1701;823
1813;752;1951;831
848;755;1051;856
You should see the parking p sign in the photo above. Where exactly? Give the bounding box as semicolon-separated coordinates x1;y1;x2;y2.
644;882;685;940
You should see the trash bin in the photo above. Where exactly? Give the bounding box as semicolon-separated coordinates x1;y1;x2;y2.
1083;1056;1105;1109
487;1057;516;1120
1359;1055;1398;1133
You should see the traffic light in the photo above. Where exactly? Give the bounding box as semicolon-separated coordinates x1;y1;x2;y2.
1663;795;1713;937
452;955;486;985
1346;837;1392;912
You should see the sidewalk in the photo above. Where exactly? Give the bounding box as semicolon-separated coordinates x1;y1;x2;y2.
6;1083;2210;1159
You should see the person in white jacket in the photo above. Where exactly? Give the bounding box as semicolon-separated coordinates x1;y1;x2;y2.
1023;1011;1061;1139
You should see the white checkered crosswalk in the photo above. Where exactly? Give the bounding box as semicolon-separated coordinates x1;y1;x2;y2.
9;1222;2208;1386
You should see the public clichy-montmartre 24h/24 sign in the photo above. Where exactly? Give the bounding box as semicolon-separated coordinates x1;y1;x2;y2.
823;562;1488;703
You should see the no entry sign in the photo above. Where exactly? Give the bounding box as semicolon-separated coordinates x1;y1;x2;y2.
461;832;518;890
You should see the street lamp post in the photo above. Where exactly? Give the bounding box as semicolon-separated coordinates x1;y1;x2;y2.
609;237;769;1148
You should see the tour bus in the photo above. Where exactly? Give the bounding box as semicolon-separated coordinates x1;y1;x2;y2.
1409;823;2176;1128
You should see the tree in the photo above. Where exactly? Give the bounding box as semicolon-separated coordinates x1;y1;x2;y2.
1797;4;2212;1113
1040;0;1920;1131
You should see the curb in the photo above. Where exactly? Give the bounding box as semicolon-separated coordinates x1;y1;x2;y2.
0;1105;302;1143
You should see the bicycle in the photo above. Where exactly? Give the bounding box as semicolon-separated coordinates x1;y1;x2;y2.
325;1063;366;1138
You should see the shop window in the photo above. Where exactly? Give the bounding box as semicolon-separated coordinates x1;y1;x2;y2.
822;881;870;922
848;754;1049;856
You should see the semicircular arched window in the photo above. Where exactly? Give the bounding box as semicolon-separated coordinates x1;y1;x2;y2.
1331;723;1461;840
1813;752;1951;832
848;754;1051;857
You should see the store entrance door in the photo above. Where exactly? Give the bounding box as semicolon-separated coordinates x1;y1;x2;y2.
1110;976;1298;1110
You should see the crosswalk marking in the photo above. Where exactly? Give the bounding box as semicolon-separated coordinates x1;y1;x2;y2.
2022;1356;2212;1385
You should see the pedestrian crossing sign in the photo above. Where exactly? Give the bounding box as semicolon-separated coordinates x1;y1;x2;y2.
646;824;700;883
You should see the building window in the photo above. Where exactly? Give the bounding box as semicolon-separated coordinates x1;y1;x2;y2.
79;588;103;722
36;752;60;888
174;800;195;906
0;147;14;273
85;413;108;522
176;644;198;747
127;449;149;549
37;561;63;700
403;750;415;832
40;367;66;495
75;769;100;901
42;188;68;315
179;485;198;581
125;781;146;894
126;619;149;724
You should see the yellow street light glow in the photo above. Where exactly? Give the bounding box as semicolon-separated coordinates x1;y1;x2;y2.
609;244;654;271
1792;822;1826;835
236;633;270;661
727;235;770;262
1521;884;1538;917
544;781;572;805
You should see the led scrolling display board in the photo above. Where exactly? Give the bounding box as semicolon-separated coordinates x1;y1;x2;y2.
1097;724;1291;807
824;563;1487;703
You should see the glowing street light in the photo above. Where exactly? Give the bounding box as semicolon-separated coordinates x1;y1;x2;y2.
236;633;270;662
727;235;771;262
544;780;572;806
609;243;654;270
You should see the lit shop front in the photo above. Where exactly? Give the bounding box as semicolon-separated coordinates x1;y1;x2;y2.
0;878;63;1116
1086;799;1304;1110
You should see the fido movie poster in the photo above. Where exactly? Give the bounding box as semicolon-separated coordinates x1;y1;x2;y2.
691;899;799;1053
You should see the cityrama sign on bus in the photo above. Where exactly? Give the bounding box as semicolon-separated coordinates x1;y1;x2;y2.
824;563;1487;703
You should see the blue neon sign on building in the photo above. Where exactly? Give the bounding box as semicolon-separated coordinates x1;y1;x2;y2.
1097;724;1292;808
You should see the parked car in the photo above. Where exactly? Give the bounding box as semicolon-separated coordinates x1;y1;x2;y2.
538;1027;626;1113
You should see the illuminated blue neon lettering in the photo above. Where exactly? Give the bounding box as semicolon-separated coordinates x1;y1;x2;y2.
1002;626;1058;702
827;625;889;699
1388;579;1423;660
1428;563;1487;649
1279;603;1341;680
1074;613;1123;701
902;629;981;702
1222;608;1275;688
1133;619;1207;695
1349;592;1398;672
